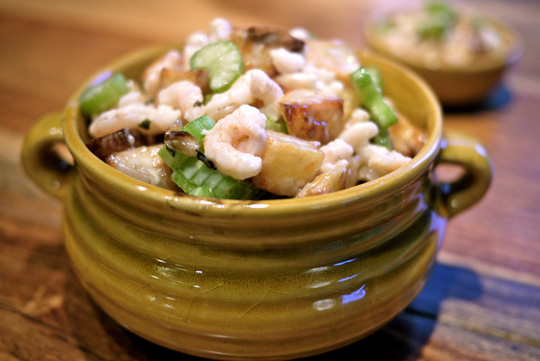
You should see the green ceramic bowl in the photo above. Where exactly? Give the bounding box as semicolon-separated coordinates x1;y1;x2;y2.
364;6;523;106
21;44;492;360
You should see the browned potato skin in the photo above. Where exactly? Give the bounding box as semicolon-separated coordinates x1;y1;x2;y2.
297;156;360;197
280;90;344;145
237;26;305;77
251;130;324;197
86;128;145;161
388;114;425;157
158;68;210;94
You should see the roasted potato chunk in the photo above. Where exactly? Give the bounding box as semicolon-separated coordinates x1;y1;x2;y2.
106;145;177;190
251;130;324;197
388;114;425;157
280;90;344;145
296;156;360;197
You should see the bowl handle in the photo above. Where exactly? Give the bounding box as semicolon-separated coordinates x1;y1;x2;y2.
20;112;73;200
434;130;493;218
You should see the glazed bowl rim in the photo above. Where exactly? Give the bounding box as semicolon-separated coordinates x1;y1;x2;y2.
63;42;442;216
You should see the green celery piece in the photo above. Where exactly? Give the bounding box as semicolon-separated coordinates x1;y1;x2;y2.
425;1;457;22
419;1;457;40
350;67;398;130
190;41;244;93
265;115;288;134
158;145;264;200
366;66;382;93
181;114;216;152
417;19;451;40
159;114;265;199
376;20;396;34
372;128;394;150
182;114;216;142
78;73;129;117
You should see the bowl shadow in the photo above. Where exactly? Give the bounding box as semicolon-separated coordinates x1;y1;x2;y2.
442;84;513;114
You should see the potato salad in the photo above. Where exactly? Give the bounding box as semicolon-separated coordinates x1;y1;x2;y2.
374;1;507;68
81;18;424;200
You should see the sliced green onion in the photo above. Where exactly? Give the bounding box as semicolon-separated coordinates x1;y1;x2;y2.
78;73;130;117
190;41;244;93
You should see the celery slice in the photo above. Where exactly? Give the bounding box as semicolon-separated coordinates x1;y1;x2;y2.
365;67;382;93
350;67;398;130
190;41;244;93
158;145;264;200
418;1;457;40
78;73;129;117
182;115;216;145
350;67;397;150
265;115;288;134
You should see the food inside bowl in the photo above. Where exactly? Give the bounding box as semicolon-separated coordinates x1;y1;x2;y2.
81;18;425;200
373;1;508;69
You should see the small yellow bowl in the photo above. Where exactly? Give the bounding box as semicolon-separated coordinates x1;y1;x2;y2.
364;5;523;106
21;43;493;360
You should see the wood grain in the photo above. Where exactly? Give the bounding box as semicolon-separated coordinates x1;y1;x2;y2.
1;0;539;359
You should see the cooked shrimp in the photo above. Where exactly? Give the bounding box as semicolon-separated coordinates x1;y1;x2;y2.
117;80;147;107
203;105;267;180
346;108;371;125
270;48;306;74
337;121;379;151
89;103;180;138
156;80;203;115
209;17;233;42
249;69;284;121
204;69;284;121
141;50;183;98
357;144;411;182
288;27;312;41
275;65;344;96
318;139;354;174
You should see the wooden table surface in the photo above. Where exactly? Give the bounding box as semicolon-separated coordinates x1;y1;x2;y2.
1;0;539;360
